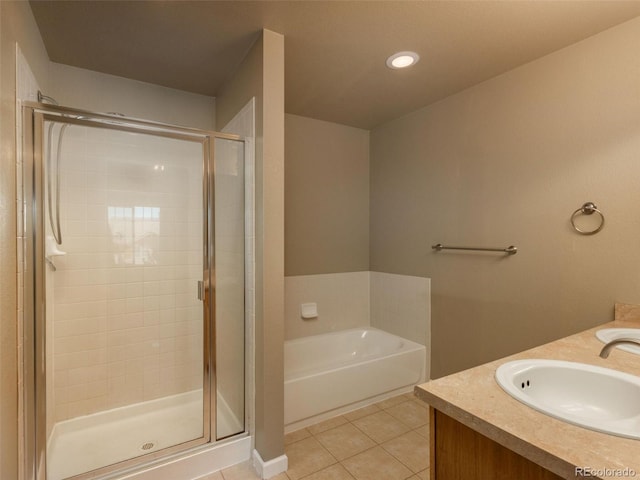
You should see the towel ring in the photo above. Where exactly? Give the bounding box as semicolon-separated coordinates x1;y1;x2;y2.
570;202;604;235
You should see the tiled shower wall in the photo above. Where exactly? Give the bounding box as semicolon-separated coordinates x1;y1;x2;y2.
214;137;246;434
370;272;430;349
50;125;204;422
284;272;370;340
217;98;256;435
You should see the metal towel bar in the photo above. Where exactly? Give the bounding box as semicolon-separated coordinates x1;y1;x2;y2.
432;243;518;255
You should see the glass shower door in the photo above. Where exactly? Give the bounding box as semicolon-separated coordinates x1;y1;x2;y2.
214;137;246;439
41;117;209;479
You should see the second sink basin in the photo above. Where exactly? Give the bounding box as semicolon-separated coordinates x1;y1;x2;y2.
496;359;640;439
596;328;640;355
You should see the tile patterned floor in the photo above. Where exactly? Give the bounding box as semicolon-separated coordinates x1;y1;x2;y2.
204;392;429;480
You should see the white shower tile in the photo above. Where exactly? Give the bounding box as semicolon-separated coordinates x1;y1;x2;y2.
157;298;175;314
370;272;430;379
56;333;106;355
285;272;370;340
107;299;127;316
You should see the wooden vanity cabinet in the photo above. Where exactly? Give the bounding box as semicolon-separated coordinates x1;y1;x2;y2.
429;408;563;480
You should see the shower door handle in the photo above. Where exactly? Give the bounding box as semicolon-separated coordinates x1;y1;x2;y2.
197;281;204;301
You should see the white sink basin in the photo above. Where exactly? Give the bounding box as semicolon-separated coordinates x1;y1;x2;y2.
496;359;640;439
596;328;640;355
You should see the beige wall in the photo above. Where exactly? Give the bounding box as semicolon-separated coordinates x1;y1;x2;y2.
371;17;640;379
49;62;216;130
0;2;50;478
285;114;369;275
216;29;285;462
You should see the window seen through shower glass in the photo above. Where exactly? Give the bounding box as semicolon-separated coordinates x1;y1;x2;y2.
106;206;161;265
43;119;207;479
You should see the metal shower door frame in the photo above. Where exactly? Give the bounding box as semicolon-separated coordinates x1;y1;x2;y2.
22;103;244;480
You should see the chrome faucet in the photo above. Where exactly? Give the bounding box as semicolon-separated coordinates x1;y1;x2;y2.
599;338;640;358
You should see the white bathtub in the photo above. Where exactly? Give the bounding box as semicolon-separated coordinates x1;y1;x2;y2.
284;327;426;430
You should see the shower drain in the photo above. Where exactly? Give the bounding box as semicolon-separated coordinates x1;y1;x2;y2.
140;442;155;451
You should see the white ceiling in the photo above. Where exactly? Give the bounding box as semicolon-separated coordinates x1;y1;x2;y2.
29;1;640;129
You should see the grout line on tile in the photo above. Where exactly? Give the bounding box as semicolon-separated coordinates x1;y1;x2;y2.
287;394;427;480
346;419;378;444
381;446;418;474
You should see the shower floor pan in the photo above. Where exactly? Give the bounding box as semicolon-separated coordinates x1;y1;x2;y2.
48;390;241;480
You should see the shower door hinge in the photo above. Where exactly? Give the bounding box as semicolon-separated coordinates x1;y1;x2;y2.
197;281;204;301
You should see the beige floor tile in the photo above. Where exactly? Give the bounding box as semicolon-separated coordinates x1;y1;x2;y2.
342;446;413;480
307;415;348;435
221;460;260;480
416;469;429;480
375;395;410;410
413;424;429;439
285;427;312;445
343;403;381;422
352;410;411;443
269;473;291;480
403;392;418;401
385;400;429;428
381;430;429;473
197;471;224;480
285;436;337;480
315;423;376;461
301;464;356;480
406;470;429;480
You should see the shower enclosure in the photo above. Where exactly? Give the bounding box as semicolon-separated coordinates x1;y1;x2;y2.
22;103;248;480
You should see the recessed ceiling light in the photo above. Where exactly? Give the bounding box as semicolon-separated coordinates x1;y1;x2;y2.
386;51;420;69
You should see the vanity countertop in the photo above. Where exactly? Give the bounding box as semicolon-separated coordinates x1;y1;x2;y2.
415;319;640;479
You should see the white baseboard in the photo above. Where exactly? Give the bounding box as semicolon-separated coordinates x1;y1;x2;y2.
252;449;288;479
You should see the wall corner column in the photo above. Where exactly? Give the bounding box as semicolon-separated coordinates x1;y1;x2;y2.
254;28;285;463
